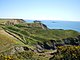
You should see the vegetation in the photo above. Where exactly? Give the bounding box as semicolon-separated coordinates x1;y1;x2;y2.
0;30;24;52
0;51;50;60
0;19;80;60
50;46;80;60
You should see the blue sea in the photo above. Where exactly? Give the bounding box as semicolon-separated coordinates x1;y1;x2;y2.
25;20;80;32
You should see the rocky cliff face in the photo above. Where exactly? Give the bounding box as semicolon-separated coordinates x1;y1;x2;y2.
63;35;80;45
0;19;25;25
15;22;48;30
35;35;80;53
33;20;48;29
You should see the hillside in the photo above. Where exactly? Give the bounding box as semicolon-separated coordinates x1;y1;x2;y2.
0;19;80;60
0;19;25;25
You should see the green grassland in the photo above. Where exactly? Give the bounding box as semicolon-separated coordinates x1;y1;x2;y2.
0;19;80;60
6;24;79;44
0;29;25;53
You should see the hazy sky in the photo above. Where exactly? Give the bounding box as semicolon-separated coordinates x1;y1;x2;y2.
0;0;80;21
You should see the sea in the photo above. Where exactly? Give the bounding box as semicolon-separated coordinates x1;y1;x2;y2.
25;20;80;32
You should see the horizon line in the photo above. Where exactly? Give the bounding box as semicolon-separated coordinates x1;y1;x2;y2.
0;17;80;22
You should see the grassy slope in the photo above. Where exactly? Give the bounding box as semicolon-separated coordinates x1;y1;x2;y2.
0;19;8;23
25;28;79;40
0;19;80;60
0;28;24;53
15;24;79;40
4;23;79;46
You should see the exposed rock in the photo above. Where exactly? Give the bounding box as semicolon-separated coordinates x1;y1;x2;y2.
0;19;25;25
43;40;56;50
34;20;41;23
1;46;30;55
33;20;48;29
63;35;80;45
36;44;44;50
23;46;29;51
35;40;56;52
15;46;24;52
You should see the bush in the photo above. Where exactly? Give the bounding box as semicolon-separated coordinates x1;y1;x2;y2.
50;46;80;60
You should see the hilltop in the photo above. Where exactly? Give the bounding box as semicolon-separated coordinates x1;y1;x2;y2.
0;19;25;25
0;19;80;60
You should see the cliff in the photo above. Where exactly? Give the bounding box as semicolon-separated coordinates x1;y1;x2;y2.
0;19;47;29
0;19;25;25
0;19;80;60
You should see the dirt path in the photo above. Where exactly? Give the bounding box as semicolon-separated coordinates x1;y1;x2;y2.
37;49;57;58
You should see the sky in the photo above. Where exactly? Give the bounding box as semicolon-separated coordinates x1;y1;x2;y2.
0;0;80;21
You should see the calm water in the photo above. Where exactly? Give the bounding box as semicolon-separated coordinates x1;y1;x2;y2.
25;20;80;32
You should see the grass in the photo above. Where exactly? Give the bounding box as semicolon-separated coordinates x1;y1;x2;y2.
0;19;80;60
3;23;79;46
0;30;25;53
0;19;10;24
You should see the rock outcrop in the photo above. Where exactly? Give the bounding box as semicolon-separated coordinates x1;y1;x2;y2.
0;19;25;25
33;20;48;29
63;35;80;45
1;46;30;55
